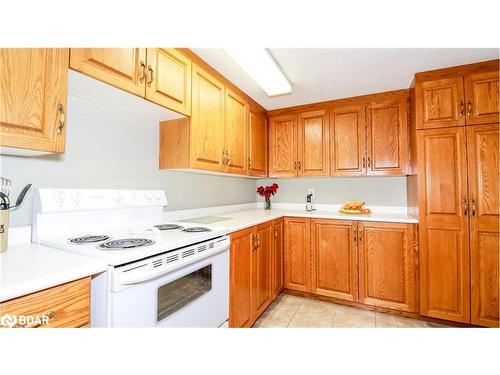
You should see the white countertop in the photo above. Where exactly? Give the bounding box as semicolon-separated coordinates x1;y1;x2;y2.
164;204;418;233
0;228;109;302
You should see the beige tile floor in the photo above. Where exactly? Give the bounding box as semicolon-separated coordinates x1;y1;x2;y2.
253;293;449;328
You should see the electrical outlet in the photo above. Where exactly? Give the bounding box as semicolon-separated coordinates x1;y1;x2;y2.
308;189;315;198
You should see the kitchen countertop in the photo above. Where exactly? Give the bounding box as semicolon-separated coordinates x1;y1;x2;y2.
177;207;419;233
0;228;109;302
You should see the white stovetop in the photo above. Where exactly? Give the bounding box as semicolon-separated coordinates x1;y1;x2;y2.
0;227;108;302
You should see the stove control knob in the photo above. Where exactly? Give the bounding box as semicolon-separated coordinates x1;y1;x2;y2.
52;190;65;207
113;192;123;203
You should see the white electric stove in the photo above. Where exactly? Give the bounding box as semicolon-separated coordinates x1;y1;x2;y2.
33;188;230;328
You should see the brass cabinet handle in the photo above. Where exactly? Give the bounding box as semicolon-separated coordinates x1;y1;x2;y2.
298;161;301;170
367;156;371;168
467;101;472;116
222;150;229;165
274;228;278;238
362;156;366;169
139;60;147;83
463;198;468;215
147;65;154;87
358;228;362;241
56;104;66;134
248;157;252;169
294;160;298;170
471;199;476;216
353;227;357;242
459;101;464;116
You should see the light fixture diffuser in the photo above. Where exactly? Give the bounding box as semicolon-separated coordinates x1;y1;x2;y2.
223;49;291;96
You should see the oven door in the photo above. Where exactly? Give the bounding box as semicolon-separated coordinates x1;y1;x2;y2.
109;249;229;327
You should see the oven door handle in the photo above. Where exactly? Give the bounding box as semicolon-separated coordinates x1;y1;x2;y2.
116;244;228;286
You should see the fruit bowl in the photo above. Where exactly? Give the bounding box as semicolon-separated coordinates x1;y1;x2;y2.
339;201;371;215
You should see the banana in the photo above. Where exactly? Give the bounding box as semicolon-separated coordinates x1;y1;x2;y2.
346;200;365;206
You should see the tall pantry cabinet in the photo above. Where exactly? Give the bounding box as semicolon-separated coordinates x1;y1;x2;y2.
414;60;499;327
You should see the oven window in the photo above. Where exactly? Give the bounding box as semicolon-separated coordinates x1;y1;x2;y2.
157;264;212;321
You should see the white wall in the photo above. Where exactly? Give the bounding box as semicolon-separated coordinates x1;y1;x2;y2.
0;72;257;226
256;177;407;207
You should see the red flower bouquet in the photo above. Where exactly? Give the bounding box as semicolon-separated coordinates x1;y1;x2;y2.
257;183;279;210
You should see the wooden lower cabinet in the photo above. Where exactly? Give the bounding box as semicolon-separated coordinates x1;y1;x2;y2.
358;221;417;312
229;220;279;328
284;217;312;292
311;219;358;301
0;277;90;328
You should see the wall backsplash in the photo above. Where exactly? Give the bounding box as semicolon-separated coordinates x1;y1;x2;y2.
256;176;407;207
0;72;257;227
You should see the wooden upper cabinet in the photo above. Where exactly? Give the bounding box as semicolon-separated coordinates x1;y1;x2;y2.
247;111;268;177
229;228;253;328
0;48;69;154
358;221;416;312
70;48;146;97
271;219;284;300
284;217;311;292
145;48;191;116
297;110;329;176
224;88;248;174
417;127;471;323
191;64;225;172
252;222;273;319
467;124;499;327
465;71;499;125
311;219;358;302
367;98;408;175
269;115;298;177
330;105;366;176
416;77;465;129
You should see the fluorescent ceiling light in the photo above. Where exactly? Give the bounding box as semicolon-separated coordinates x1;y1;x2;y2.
223;49;291;96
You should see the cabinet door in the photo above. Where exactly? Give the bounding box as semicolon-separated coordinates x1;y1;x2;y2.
358;222;416;312
191;64;225;172
0;48;69;153
145;48;191;116
224;88;248;174
311;219;358;302
269;115;297;177
467;124;499;327
465;71;499;126
416;77;465;129
271;219;284;299
252;222;273;320
330;105;366;176
229;228;253;328
297;110;329;176
367;98;408;175
284;217;311;292
247;111;268;177
69;48;146;96
417;127;470;323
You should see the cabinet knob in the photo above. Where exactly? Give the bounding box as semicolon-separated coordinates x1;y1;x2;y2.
459;101;464;116
467;101;472;116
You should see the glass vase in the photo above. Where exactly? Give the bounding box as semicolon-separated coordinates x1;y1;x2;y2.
264;198;271;210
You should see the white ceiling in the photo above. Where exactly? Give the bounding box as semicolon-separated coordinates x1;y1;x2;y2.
193;48;499;110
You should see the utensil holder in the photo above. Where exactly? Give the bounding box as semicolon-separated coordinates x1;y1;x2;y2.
0;209;9;252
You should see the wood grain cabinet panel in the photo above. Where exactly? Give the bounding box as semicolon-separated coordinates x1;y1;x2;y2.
330;105;366;176
311;219;358;301
417;127;471;323
191;64;225;172
70;48;146;96
467;124;499;327
229;228;253;328
145;48;191;116
416;77;465;129
297;110;329;176
247;111;268;177
269;115;298;177
252;222;273;319
224;88;248;174
0;48;69;153
284;217;311;292
465;71;499;125
0;277;90;328
271;219;284;299
367;98;408;175
358;222;416;312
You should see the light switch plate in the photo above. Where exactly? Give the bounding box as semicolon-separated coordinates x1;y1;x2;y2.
308;189;315;198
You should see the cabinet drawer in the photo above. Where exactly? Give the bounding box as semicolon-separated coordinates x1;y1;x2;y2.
0;277;90;328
